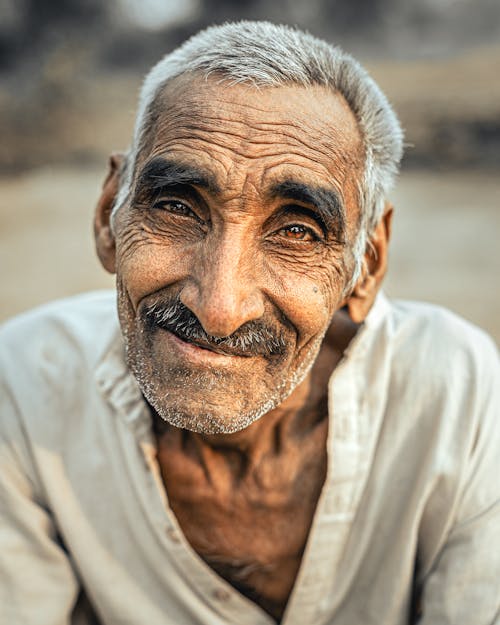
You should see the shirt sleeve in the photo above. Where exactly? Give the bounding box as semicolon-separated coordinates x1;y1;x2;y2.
418;336;500;624
0;376;80;625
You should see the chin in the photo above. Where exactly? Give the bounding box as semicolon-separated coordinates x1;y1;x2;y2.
134;346;319;435
151;401;278;435
134;365;284;434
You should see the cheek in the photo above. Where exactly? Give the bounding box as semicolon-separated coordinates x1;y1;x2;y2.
265;255;346;343
115;223;193;307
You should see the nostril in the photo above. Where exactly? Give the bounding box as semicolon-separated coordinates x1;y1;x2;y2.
180;284;265;339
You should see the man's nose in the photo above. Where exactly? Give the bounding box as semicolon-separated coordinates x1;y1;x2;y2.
179;235;265;338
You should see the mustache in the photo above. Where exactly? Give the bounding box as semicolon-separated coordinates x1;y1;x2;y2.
142;296;288;358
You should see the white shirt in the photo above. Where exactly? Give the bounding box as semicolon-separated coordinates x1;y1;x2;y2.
0;290;499;625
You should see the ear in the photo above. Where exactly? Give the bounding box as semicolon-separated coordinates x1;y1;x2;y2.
345;202;393;323
94;153;124;274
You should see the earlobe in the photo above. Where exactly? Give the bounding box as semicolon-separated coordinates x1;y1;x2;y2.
346;203;393;323
94;153;124;275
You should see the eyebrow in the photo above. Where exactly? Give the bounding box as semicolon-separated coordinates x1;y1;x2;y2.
134;159;346;240
135;157;220;196
269;180;346;242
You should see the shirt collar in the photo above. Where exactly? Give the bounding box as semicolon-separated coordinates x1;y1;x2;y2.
95;324;147;425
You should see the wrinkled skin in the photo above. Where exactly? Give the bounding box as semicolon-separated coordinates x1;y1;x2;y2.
95;76;390;621
114;77;364;434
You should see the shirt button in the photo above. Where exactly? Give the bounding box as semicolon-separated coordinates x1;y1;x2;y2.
213;588;231;602
166;526;181;543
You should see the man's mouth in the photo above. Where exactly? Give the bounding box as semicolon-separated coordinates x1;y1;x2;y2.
166;327;252;358
142;296;289;360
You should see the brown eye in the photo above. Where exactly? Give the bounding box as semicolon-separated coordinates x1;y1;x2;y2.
280;225;315;241
153;199;202;222
154;200;189;215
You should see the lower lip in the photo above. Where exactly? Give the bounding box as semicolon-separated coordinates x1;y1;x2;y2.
162;329;245;366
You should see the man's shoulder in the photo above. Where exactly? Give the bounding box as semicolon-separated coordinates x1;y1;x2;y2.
367;298;500;494
388;297;497;353
0;290;120;385
384;297;498;391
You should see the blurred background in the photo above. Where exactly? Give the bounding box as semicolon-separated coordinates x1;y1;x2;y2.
1;0;499;341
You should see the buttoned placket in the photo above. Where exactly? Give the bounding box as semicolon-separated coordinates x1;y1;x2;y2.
281;297;391;625
127;419;276;623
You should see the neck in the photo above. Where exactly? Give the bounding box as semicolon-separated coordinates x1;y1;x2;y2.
196;370;323;457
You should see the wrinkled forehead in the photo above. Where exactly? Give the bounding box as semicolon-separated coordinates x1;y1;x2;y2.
131;74;365;221
138;73;364;164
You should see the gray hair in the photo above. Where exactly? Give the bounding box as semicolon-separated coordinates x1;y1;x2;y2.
113;21;404;290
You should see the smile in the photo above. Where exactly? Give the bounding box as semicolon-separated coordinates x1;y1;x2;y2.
162;328;251;365
142;297;289;361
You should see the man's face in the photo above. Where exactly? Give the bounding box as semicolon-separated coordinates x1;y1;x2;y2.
112;76;364;434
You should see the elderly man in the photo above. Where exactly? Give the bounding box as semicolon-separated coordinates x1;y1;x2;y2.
1;21;498;625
